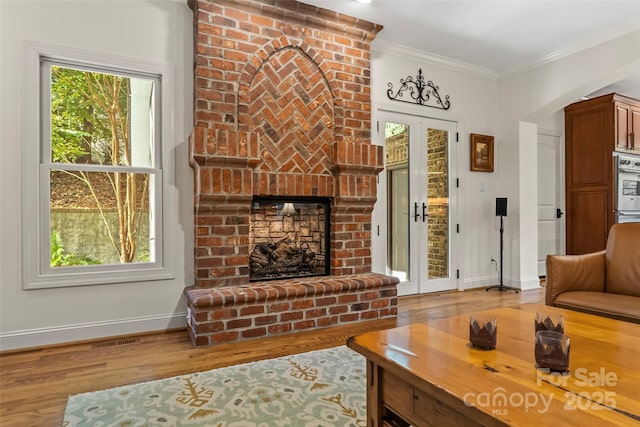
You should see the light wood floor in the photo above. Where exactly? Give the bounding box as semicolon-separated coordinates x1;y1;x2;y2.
0;287;544;427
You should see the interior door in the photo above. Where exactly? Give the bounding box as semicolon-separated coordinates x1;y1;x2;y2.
537;132;562;276
378;111;457;295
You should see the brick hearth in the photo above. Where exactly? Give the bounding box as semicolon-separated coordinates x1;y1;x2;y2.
186;273;398;346
184;0;398;347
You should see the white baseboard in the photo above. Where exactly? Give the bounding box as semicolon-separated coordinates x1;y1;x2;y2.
517;276;543;291
461;276;497;290
0;312;188;352
463;275;542;291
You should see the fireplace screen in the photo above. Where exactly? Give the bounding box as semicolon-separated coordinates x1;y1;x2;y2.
250;197;330;281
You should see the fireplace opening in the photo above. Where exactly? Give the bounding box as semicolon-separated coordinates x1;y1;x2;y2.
250;196;330;281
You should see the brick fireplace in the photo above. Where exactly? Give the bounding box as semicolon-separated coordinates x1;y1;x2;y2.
184;0;399;347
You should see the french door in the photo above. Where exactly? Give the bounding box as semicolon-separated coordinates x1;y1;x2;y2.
377;111;458;295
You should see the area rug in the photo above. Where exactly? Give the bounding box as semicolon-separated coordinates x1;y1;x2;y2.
62;346;366;427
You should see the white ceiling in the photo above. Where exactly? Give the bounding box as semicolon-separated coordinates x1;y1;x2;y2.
301;0;640;99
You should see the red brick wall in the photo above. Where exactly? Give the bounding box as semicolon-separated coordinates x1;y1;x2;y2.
185;273;398;346
184;0;400;347
189;0;386;287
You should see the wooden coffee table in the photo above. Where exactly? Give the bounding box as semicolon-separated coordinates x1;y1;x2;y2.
347;303;640;426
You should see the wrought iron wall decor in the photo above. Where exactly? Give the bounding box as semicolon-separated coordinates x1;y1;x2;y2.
387;68;451;110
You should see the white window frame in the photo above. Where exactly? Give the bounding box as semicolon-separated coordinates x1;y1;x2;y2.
22;42;175;289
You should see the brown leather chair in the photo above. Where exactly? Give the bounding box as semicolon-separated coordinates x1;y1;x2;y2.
545;222;640;323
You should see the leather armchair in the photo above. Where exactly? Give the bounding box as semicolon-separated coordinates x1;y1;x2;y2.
545;222;640;323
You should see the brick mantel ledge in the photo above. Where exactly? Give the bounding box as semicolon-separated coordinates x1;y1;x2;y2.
184;273;399;347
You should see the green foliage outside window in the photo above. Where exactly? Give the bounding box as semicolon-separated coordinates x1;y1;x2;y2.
49;65;151;267
50;230;101;267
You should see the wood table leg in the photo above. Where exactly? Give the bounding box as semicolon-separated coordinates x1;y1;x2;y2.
367;360;382;427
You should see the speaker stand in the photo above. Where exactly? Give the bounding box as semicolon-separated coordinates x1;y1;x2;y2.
486;215;519;293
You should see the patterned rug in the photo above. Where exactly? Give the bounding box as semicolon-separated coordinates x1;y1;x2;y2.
63;346;366;426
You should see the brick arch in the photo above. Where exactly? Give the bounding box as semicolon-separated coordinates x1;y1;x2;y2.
250;47;334;178
237;36;338;114
237;39;339;183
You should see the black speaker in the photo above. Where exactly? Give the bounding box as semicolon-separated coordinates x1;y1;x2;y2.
496;198;507;217
487;197;518;293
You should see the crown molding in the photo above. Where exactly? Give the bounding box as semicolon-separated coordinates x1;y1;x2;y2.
373;27;639;84
372;39;498;81
500;27;640;80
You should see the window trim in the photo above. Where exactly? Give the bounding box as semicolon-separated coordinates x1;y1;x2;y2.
22;41;175;289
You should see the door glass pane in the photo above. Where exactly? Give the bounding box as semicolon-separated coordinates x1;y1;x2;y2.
426;128;448;279
386;122;409;282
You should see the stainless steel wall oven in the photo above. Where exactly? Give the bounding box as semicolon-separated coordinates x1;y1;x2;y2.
615;153;640;223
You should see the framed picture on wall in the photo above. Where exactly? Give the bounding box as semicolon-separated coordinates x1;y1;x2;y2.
470;133;494;172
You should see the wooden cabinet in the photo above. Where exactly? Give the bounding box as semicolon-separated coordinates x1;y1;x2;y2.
615;99;640;153
378;370;486;427
564;93;640;254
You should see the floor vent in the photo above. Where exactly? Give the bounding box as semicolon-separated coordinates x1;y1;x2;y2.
93;338;140;349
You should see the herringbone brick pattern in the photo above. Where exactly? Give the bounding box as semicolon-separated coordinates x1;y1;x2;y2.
250;48;333;175
190;0;384;286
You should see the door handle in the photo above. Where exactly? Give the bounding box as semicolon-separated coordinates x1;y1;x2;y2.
422;202;428;222
414;202;420;222
556;208;564;219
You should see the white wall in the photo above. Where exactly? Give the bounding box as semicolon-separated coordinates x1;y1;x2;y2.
370;31;640;292
1;2;637;350
370;43;504;290
498;31;640;289
502;31;640;125
0;0;194;350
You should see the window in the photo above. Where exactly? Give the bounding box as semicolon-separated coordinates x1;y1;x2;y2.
23;44;174;289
